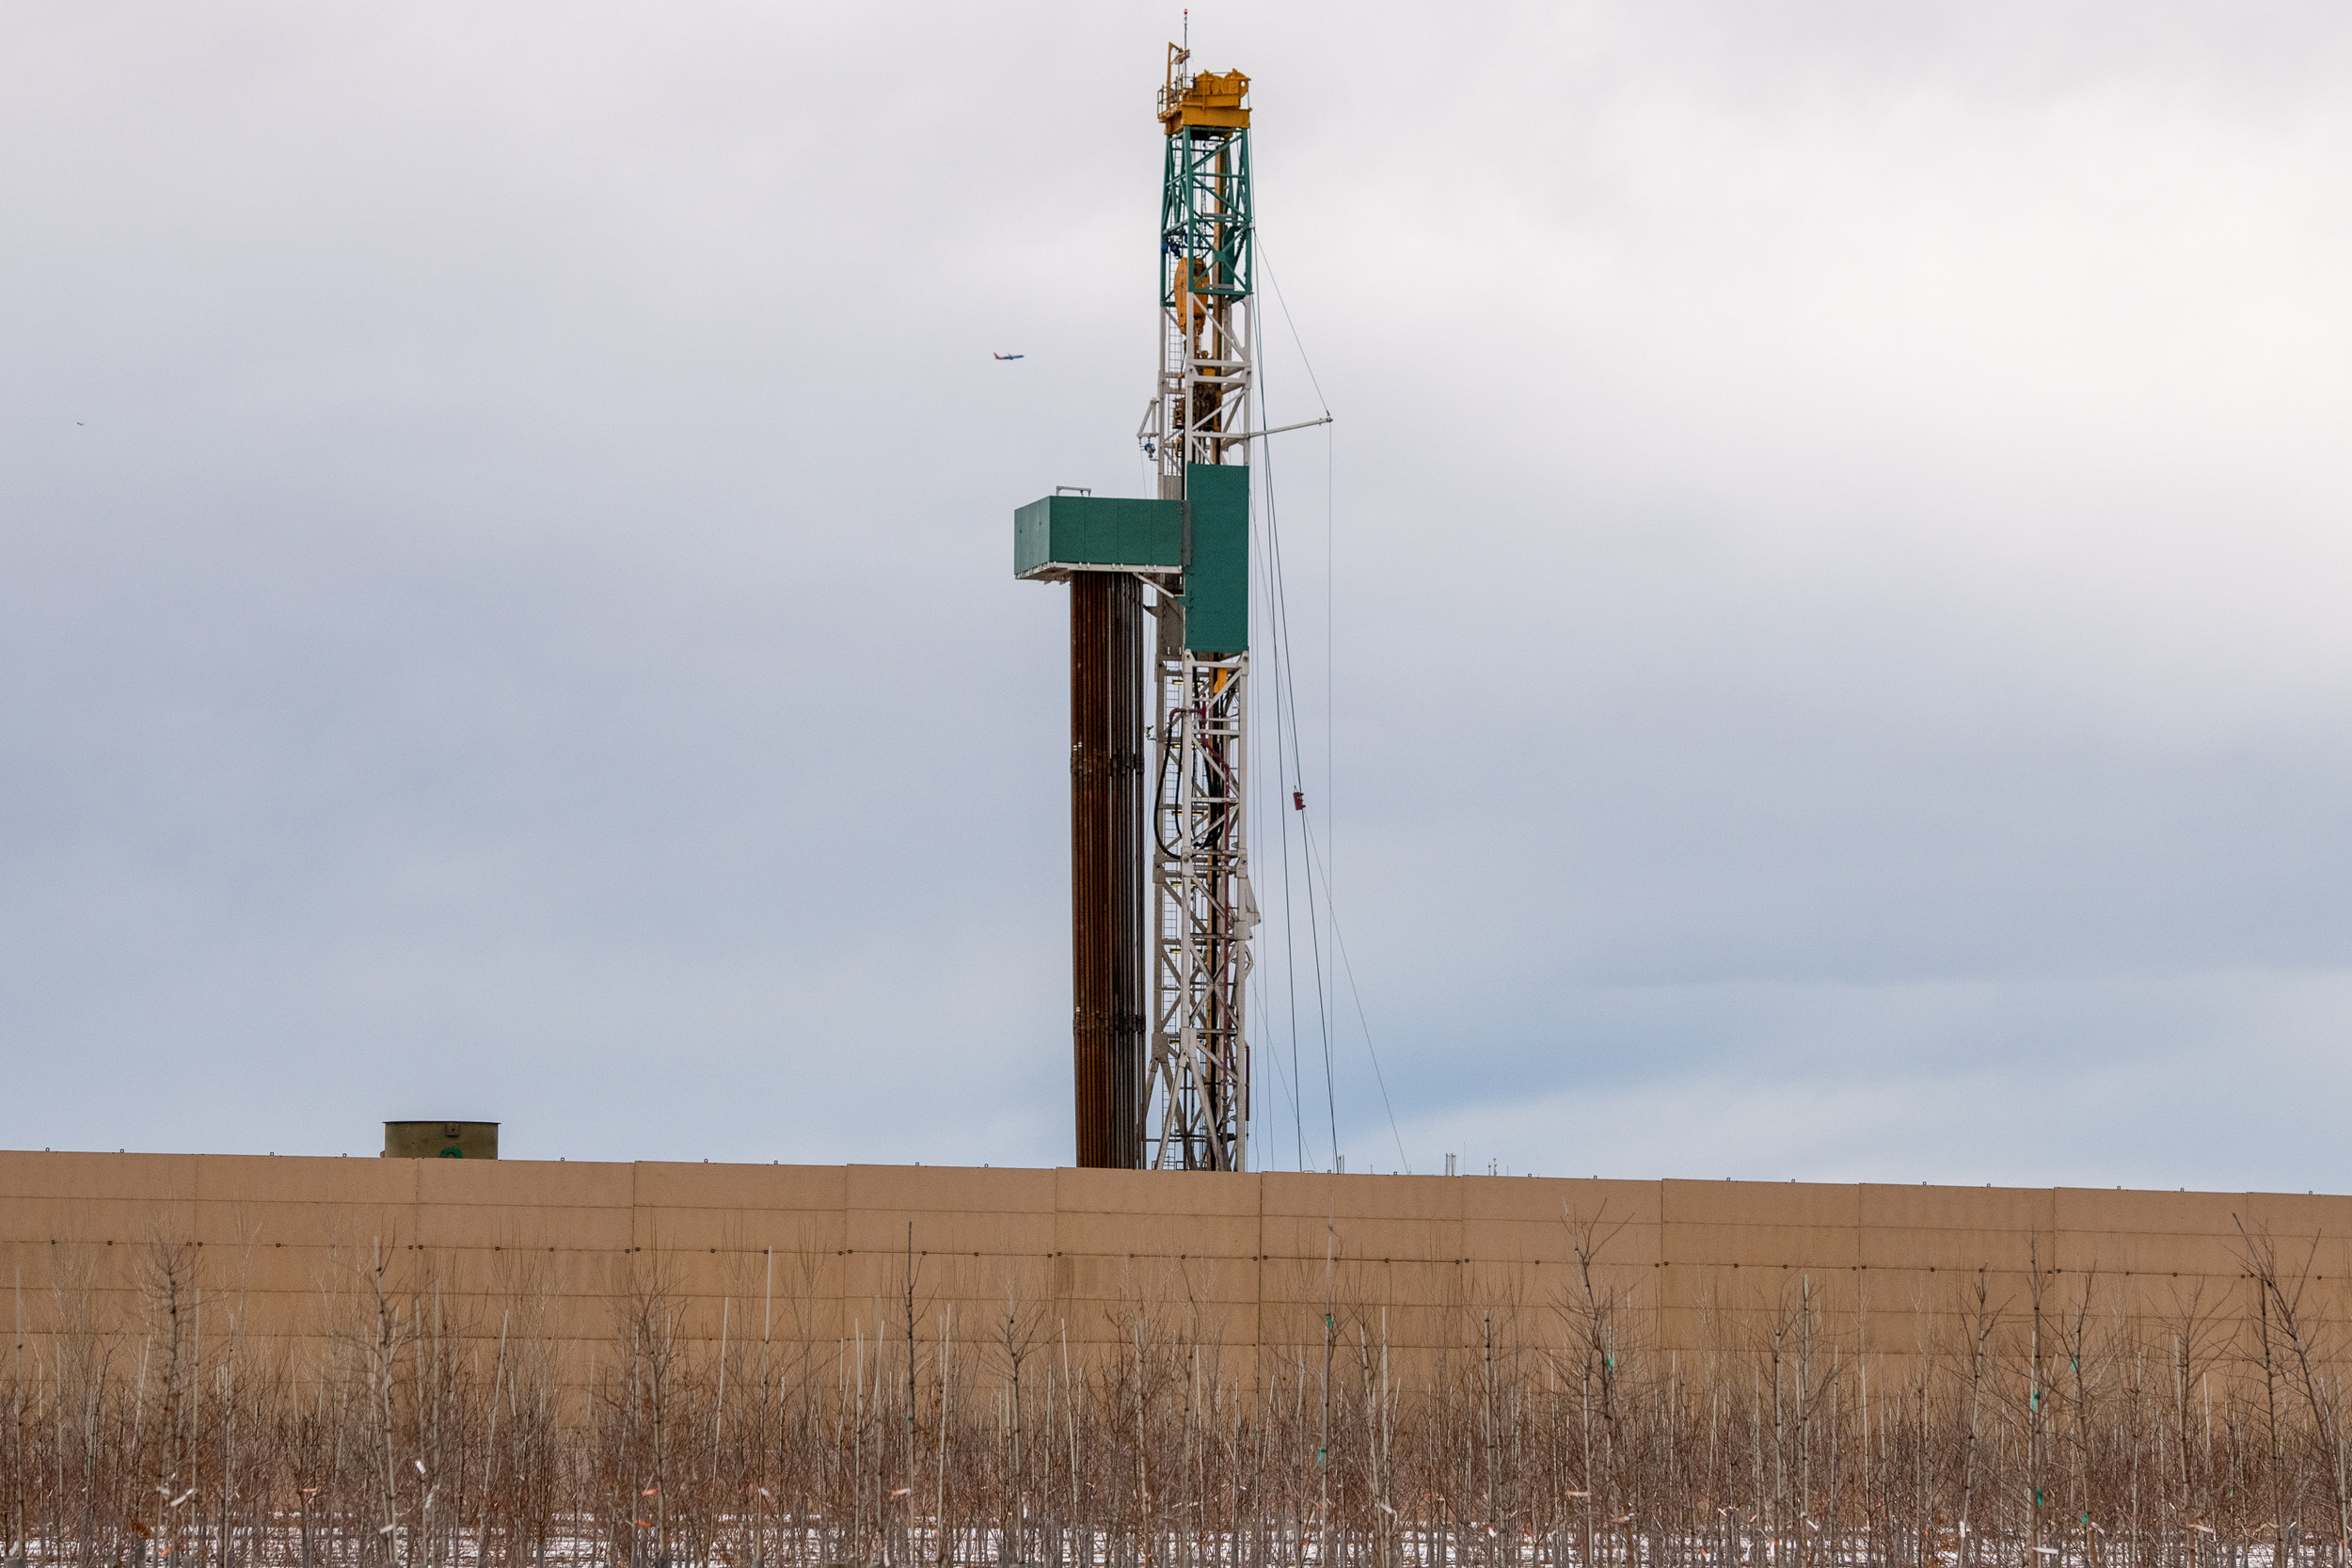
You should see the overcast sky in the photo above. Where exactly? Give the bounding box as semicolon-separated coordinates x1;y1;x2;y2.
8;2;2352;1190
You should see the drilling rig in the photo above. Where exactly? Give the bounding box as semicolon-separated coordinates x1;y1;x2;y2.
1014;45;1257;1171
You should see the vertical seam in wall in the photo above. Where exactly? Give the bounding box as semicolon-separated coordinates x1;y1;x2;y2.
1254;1167;1264;1374
2049;1185;2061;1273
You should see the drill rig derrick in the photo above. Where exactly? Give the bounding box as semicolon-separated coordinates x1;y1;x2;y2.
1143;45;1255;1172
1013;44;1257;1173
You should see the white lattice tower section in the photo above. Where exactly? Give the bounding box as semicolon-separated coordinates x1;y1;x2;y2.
1143;43;1255;1171
1150;656;1253;1170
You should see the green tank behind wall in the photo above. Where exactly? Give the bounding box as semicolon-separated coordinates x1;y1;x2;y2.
383;1121;499;1159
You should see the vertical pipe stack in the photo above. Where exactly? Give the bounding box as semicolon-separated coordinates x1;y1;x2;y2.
1070;574;1146;1167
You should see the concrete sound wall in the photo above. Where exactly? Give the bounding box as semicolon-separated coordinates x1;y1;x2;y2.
0;1151;2338;1382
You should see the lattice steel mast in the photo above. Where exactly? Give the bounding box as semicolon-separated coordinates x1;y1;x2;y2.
1013;44;1257;1171
1141;47;1255;1171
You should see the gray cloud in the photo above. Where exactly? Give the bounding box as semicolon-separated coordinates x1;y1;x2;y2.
7;2;2352;1186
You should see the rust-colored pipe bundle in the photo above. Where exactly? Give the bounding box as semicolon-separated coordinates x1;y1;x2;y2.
1069;575;1146;1167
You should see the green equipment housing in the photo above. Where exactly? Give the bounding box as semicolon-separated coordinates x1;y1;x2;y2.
1012;463;1248;655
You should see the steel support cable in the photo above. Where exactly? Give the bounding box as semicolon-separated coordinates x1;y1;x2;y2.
1254;431;1310;1173
1257;241;1331;420
1259;429;1317;1173
1257;365;1339;1174
1261;242;1367;1173
1263;409;1341;1174
1262;237;1340;925
1297;811;1409;1175
1257;476;1309;1169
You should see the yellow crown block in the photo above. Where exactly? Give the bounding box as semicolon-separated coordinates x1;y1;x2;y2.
1162;68;1250;133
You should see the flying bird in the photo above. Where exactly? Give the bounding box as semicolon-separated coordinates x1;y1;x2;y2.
993;353;1025;360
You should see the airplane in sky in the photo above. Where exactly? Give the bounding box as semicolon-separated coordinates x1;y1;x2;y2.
993;353;1025;360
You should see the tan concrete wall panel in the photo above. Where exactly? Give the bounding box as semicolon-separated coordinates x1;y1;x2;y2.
194;1153;417;1206
0;1151;199;1201
1858;1182;2057;1233
1858;1225;2046;1272
0;1197;199;1243
7;1153;2348;1382
1663;1222;1860;1269
1664;1180;1862;1229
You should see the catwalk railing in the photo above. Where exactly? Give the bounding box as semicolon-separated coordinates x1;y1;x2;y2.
8;1225;2352;1566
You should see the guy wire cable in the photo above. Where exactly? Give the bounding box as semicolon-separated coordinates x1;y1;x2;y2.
1251;380;1312;1170
1257;363;1339;1174
1299;810;1409;1174
1262;240;1345;1160
1260;246;1402;1175
1253;407;1310;1173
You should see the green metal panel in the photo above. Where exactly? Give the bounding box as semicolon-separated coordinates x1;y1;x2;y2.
1010;478;1244;654
1181;463;1248;655
1013;495;1184;579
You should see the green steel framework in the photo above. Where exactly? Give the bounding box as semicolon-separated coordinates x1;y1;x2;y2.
1159;121;1252;314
